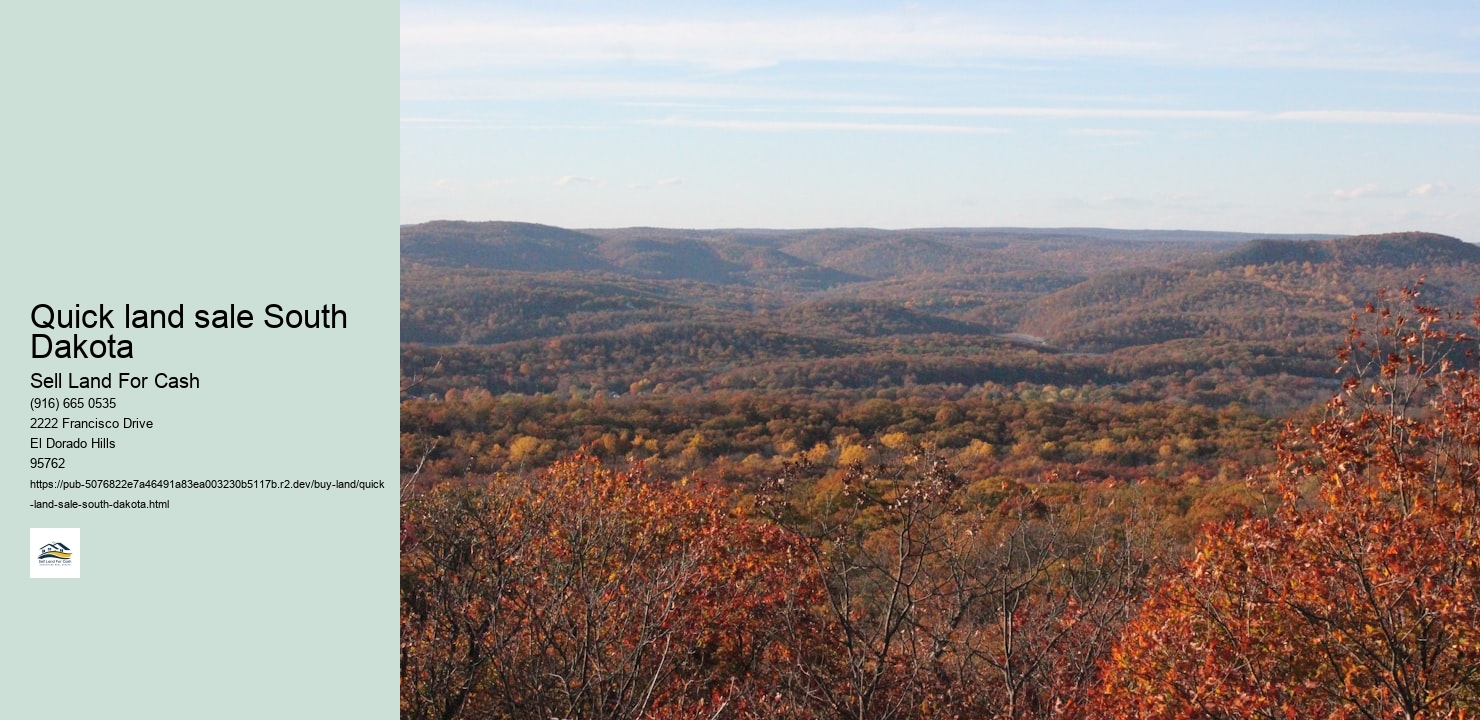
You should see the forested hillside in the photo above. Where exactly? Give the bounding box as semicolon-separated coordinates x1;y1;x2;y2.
400;223;1480;719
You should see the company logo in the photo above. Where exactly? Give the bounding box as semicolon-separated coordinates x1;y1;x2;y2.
38;542;73;562
30;528;81;579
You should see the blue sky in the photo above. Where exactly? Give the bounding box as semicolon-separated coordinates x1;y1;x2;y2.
401;1;1480;239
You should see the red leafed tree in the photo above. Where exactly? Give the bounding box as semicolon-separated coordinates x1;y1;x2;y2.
400;454;826;720
1099;288;1480;718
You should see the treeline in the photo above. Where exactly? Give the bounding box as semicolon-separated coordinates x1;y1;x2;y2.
403;333;1341;413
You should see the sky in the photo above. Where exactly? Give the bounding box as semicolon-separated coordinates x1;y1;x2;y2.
401;1;1480;239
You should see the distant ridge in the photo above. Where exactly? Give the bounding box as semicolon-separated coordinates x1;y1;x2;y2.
401;220;861;289
1020;231;1480;352
402;223;1473;279
401;221;609;272
1207;232;1480;269
402;221;1355;288
966;227;1342;244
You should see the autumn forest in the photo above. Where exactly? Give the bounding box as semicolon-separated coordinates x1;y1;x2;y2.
400;222;1480;719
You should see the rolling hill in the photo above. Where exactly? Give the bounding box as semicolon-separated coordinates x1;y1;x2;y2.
402;222;1478;410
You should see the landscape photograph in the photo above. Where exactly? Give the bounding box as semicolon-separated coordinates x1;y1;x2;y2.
398;3;1480;718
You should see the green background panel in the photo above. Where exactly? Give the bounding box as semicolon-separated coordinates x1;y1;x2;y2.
4;2;397;718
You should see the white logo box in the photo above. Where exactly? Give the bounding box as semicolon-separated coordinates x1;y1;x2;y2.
31;527;80;579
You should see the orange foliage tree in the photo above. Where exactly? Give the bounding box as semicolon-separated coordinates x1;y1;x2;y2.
400;455;825;720
759;449;1147;719
1100;289;1480;718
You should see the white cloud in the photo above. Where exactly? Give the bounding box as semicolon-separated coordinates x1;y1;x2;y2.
400;116;611;131
555;175;602;186
657;177;683;187
841;106;1480;126
1066;128;1149;137
1331;183;1383;200
1409;182;1450;197
644;117;1010;134
838;106;1253;120
1274;111;1480;125
1324;181;1457;202
401;78;881;103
